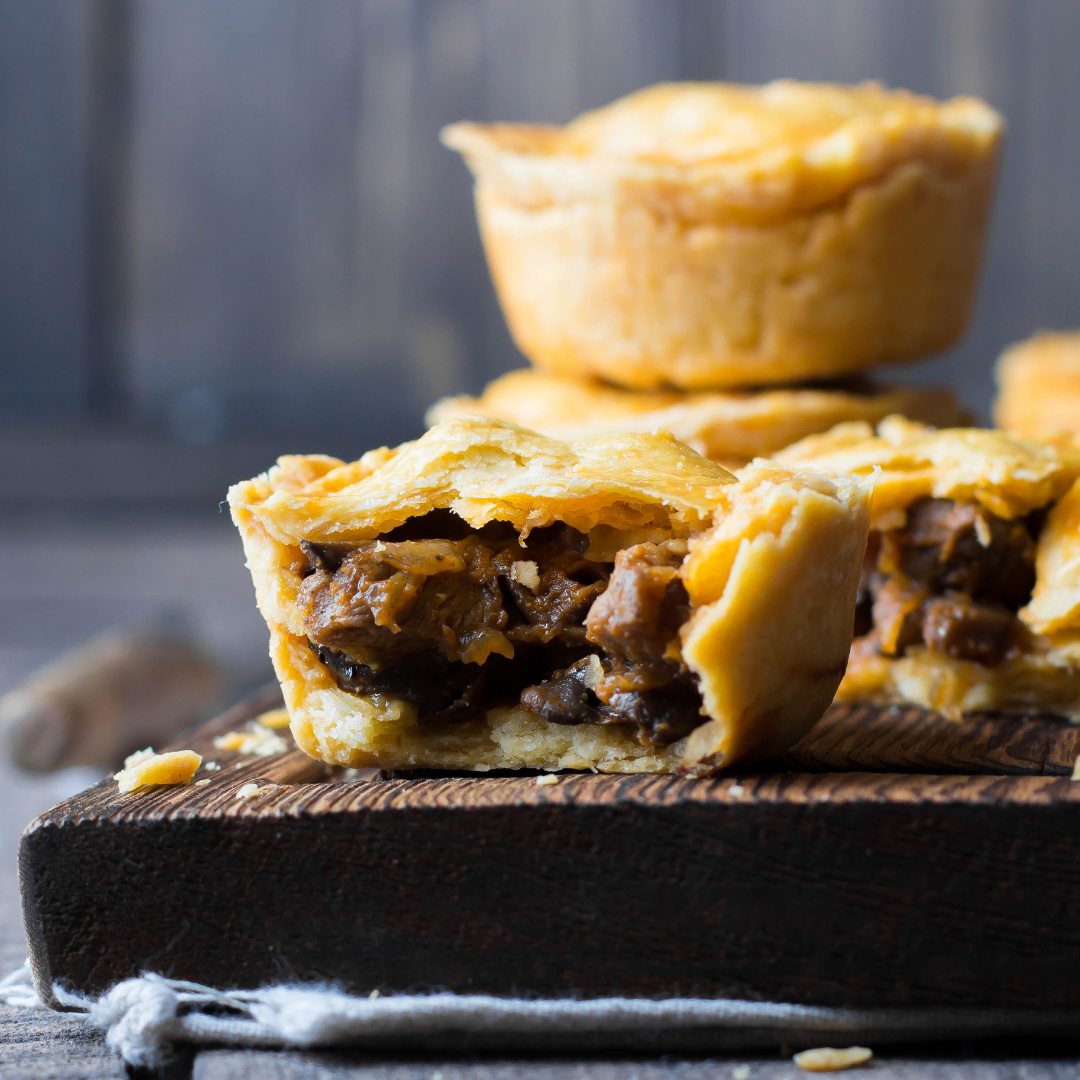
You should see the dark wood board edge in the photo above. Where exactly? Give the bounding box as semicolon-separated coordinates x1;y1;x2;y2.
21;681;300;1010
21;770;1080;1008
21;687;1080;1010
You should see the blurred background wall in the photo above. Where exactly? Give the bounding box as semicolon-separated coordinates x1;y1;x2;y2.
4;0;1080;506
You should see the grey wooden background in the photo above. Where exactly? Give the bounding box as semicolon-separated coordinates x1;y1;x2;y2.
3;0;1080;474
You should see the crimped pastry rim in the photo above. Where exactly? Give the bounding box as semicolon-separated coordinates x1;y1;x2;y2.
442;80;1003;221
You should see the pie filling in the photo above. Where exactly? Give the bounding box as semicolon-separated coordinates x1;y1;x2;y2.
853;497;1041;667
296;510;705;746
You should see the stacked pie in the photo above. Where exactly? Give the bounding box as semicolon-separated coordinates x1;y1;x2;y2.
434;80;1001;465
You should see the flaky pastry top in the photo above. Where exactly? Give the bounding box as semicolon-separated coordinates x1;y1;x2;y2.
229;417;735;546
442;80;1002;222
773;416;1080;526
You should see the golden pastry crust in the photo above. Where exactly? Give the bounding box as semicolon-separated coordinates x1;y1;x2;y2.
994;332;1080;440
427;368;973;469
442;81;1002;390
775;415;1080;526
230;418;869;774
775;417;1080;718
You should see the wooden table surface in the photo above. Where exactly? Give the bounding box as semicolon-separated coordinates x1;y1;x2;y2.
2;508;1079;1077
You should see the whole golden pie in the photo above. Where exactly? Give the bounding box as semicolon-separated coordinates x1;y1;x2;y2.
229;417;869;774
443;81;1002;390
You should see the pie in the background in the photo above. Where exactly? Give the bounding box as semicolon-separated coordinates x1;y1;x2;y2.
443;81;1003;390
428;367;974;470
994;331;1080;442
776;416;1080;719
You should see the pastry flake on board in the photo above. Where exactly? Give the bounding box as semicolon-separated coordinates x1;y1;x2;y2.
229;417;870;775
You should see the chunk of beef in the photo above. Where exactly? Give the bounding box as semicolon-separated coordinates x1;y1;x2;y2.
520;658;601;725
585;543;690;667
520;656;703;747
300;522;607;664
299;537;511;665
603;682;706;746
921;596;1018;666
302;521;709;743
862;497;1041;667
883;498;1036;608
310;643;485;722
522;539;705;747
313;642;593;725
870;574;929;656
499;549;608;646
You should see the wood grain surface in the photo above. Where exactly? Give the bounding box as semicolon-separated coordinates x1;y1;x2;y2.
19;689;1080;1012
781;702;1080;777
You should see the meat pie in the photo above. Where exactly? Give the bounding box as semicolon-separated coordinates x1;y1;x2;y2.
777;416;1080;719
427;367;973;470
229;417;869;775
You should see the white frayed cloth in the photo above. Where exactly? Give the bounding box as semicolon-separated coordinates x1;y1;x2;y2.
3;963;1079;1069
0;960;46;1010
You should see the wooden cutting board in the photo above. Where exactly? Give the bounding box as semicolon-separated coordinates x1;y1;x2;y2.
20;686;1080;1011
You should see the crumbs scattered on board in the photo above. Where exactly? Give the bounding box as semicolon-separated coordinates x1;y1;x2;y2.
214;718;288;757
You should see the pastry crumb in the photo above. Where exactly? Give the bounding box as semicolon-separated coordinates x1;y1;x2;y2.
729;783;744;796
214;723;288;757
254;707;291;730
195;779;211;787
368;988;380;999
509;560;540;591
1072;755;1080;781
794;1046;873;1072
116;750;202;794
204;761;221;772
580;653;604;691
236;783;261;800
535;774;559;786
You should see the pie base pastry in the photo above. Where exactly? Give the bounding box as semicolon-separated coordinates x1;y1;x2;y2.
443;81;1002;390
428;368;973;469
230;418;869;774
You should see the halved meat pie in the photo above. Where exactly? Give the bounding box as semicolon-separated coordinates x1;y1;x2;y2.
229;418;869;774
777;416;1080;719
